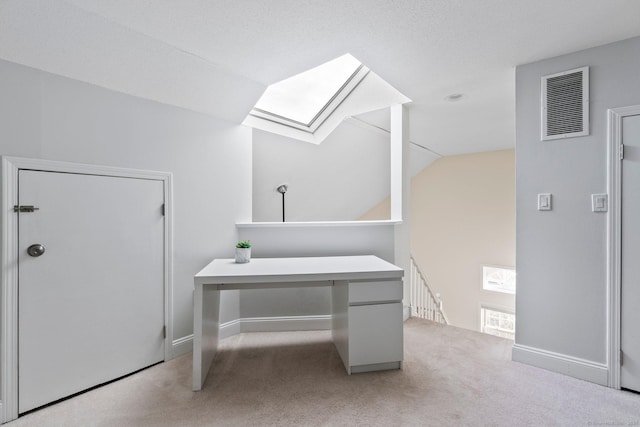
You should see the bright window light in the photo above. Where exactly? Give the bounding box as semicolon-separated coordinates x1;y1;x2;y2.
253;54;362;126
481;306;515;340
482;266;516;294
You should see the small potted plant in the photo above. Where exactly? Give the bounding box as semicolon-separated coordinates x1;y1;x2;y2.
235;240;251;263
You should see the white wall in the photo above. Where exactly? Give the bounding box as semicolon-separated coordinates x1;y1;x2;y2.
244;106;410;330
0;0;264;124
514;36;640;382
252;120;391;222
252;112;438;223
237;222;396;321
0;58;252;354
0;58;405;355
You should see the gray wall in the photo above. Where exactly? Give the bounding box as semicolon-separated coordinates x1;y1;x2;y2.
515;36;640;364
0;58;252;348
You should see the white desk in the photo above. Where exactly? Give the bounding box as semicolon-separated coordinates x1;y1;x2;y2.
193;255;404;390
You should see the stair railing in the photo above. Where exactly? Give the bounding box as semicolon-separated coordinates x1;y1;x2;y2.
409;255;448;324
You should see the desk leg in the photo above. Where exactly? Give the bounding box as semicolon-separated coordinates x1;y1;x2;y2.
193;284;220;391
331;281;351;374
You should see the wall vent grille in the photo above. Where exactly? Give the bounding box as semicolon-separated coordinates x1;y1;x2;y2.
541;66;589;140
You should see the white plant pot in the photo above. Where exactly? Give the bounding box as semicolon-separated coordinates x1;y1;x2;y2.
235;247;251;263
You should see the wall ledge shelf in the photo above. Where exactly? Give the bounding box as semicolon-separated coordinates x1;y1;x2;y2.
236;220;401;228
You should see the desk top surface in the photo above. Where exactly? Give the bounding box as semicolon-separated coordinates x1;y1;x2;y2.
195;255;403;285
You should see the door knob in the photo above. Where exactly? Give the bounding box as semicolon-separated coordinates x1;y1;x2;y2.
27;244;45;257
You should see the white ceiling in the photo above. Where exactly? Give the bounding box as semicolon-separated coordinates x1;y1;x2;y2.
2;0;640;156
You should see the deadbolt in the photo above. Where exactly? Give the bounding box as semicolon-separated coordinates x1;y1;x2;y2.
27;244;45;257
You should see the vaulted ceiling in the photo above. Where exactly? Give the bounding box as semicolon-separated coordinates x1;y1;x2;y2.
2;0;640;156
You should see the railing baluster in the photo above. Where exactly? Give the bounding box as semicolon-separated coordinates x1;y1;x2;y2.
420;274;424;318
411;264;415;317
413;258;418;318
430;292;434;321
426;287;430;320
409;265;414;316
429;298;435;320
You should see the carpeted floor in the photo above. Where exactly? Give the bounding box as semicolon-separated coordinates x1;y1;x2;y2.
9;318;640;426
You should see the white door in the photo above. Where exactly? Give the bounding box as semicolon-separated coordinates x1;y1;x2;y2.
621;113;640;392
18;170;165;413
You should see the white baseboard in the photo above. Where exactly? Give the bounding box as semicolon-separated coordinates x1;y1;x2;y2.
237;315;331;333
171;334;194;359
171;315;332;357
220;318;242;339
512;343;608;386
403;305;410;321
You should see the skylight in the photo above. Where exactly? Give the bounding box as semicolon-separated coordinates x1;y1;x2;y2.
243;53;411;144
252;54;363;127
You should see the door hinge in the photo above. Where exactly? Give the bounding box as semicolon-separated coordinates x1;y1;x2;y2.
13;205;39;213
161;204;165;216
163;325;167;339
620;349;624;366
620;144;624;160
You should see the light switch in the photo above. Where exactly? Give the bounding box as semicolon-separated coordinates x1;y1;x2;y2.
538;193;552;211
592;194;608;212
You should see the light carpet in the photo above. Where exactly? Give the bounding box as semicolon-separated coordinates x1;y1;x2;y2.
9;318;640;426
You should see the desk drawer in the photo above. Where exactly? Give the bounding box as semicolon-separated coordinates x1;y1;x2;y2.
349;280;402;304
348;302;403;366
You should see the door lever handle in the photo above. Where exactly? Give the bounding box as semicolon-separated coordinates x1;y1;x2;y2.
14;205;40;213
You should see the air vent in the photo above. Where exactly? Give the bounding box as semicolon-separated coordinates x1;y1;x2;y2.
541;66;589;141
